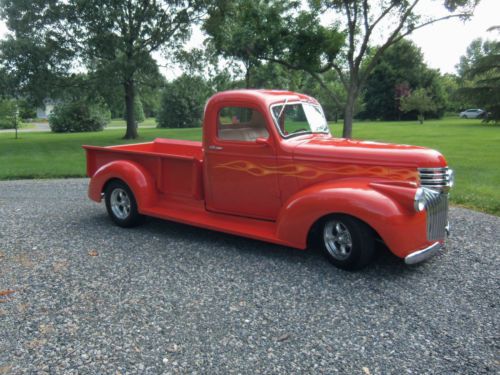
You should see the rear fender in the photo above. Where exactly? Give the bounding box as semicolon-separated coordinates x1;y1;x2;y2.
276;178;428;258
88;160;157;210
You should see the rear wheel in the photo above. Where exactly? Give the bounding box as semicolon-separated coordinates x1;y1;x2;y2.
104;180;144;227
320;215;375;271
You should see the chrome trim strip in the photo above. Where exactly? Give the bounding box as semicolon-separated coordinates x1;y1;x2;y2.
418;167;453;192
404;242;442;265
418;167;448;172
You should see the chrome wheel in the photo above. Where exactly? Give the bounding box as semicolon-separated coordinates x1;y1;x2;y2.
323;220;353;261
110;188;131;220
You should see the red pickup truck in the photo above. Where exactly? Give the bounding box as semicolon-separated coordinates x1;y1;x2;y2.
84;90;453;270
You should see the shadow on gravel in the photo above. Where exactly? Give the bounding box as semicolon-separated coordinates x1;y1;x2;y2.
87;211;414;281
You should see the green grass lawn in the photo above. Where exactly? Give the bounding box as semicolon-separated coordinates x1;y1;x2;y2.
0;118;498;215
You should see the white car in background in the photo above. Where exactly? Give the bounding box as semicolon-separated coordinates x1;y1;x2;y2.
459;109;485;119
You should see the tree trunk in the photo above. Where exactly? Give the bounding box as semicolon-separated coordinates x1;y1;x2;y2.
245;63;251;89
418;113;424;124
342;89;357;139
124;79;138;139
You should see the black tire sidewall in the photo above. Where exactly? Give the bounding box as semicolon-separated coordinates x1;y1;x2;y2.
320;215;375;271
104;180;142;227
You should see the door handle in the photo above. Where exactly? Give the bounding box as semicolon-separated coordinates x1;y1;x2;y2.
208;145;223;151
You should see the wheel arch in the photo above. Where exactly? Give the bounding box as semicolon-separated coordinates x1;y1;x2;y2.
88;160;158;210
276;178;428;258
306;212;381;249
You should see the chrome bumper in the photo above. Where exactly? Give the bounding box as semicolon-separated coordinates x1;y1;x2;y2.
404;242;443;265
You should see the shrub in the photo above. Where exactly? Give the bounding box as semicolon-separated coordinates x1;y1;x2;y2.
157;75;212;128
49;100;111;133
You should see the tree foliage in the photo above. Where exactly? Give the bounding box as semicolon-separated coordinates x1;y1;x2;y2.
0;99;18;129
0;0;210;139
459;39;500;121
400;88;437;124
456;38;499;77
157;75;213;128
204;0;343;88
362;39;446;120
206;0;476;137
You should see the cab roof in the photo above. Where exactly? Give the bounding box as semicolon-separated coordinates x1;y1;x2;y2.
207;89;319;107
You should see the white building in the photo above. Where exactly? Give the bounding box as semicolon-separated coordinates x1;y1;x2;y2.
36;98;57;119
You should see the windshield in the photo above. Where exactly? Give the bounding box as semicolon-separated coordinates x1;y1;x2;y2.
271;102;329;138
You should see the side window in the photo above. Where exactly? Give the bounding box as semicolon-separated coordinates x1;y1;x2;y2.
217;107;269;142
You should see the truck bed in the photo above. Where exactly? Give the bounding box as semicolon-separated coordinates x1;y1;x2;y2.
83;138;301;249
83;138;204;200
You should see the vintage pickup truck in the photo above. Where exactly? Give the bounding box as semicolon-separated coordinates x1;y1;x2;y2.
84;90;453;270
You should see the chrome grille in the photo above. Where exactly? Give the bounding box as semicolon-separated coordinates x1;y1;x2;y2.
418;167;453;191
425;189;449;241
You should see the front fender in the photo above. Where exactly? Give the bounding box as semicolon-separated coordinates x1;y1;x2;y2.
88;160;157;210
276;178;429;258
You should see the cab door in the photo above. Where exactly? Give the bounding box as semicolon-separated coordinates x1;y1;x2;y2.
204;105;281;220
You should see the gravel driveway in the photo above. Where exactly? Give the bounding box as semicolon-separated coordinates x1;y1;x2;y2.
0;179;498;374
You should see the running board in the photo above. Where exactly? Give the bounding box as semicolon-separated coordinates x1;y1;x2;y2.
140;199;298;249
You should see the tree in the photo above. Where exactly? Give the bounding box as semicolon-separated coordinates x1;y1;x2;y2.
438;73;467;113
459;38;500;121
456;37;499;78
362;39;447;120
174;45;243;92
304;0;477;137
1;0;210;139
362;39;424;120
204;0;343;90
0;14;74;106
205;0;292;88
400;88;437;123
205;0;476;138
0;99;18;129
92;55;166;118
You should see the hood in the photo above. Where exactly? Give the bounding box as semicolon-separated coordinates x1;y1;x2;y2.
293;136;447;168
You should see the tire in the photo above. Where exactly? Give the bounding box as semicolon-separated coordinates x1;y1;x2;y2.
104;180;145;228
319;215;375;271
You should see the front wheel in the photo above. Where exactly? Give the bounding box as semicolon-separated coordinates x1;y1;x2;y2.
320;215;375;271
104;180;145;227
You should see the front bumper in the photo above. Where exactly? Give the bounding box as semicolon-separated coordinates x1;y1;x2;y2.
404;241;443;265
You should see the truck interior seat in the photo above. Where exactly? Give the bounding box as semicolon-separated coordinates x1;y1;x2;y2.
218;110;269;141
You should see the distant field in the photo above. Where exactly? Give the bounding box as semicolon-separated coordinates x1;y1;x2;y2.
0;117;498;215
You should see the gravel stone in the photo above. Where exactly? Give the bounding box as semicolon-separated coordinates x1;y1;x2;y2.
0;178;498;374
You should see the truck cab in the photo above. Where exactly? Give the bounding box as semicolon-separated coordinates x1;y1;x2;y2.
84;90;453;270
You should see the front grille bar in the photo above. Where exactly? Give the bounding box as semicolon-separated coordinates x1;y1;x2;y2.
426;191;449;241
418;167;452;191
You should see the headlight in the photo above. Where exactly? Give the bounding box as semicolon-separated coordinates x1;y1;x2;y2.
447;169;455;188
414;188;426;212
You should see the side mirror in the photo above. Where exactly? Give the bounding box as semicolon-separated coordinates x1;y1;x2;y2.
255;137;271;146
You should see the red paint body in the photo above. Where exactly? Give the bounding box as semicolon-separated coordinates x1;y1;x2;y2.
83;90;449;259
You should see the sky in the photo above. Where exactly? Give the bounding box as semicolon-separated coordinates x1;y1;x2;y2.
0;0;498;77
408;0;499;73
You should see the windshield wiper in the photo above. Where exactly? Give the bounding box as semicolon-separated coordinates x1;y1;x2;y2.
288;132;311;138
